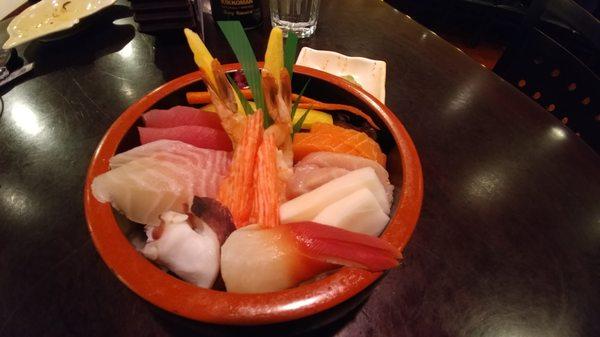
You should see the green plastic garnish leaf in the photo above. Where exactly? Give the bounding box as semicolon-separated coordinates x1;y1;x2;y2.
290;79;310;120
292;105;312;139
226;73;254;115
217;21;270;125
284;31;298;80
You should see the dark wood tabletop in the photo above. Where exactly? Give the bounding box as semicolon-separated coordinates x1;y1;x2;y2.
1;0;599;336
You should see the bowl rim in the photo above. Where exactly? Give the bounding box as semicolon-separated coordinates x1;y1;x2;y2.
83;63;423;325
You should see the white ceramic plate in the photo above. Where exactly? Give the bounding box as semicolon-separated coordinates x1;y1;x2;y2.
3;0;116;49
296;47;387;103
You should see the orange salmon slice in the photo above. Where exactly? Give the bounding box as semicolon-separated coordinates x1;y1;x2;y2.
293;123;386;166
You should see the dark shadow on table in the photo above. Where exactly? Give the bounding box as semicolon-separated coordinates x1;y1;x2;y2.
0;5;135;96
153;33;198;82
152;13;271;83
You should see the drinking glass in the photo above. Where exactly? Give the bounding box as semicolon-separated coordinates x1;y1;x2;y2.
269;0;321;38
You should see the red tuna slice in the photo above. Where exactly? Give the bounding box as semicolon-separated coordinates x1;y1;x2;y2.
143;106;223;130
138;125;233;151
284;221;400;271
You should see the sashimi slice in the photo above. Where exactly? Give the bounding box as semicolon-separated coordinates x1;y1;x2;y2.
220;224;332;293
292;123;386;166
289;152;394;201
218;111;264;228
109;140;231;173
220;221;399;293
143;106;224;130
296;152;390;186
286;166;349;198
285;221;400;271
92;152;228;226
142;212;220;288
191;197;236;245
138;126;233;151
280;167;389;224
312;188;390;236
110;140;231;175
92;157;192;225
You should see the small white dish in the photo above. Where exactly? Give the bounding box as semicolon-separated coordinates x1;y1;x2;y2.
296;47;387;103
3;0;116;50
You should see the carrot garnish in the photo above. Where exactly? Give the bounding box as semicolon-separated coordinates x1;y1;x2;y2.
218;111;264;228
186;89;317;105
185;90;377;129
186;91;213;104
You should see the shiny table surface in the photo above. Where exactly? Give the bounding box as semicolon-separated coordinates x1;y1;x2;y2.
1;0;599;336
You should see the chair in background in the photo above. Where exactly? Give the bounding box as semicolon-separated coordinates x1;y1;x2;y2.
494;0;600;152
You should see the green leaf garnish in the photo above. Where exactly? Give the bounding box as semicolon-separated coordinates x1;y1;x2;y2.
284;31;298;81
217;21;269;125
226;73;254;115
290;79;310;120
292;105;312;139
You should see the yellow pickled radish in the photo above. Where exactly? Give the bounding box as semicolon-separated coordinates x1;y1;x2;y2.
183;29;217;90
264;27;284;84
292;109;333;129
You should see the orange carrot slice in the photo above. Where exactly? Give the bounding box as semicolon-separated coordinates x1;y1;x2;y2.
218;111;264;228
251;133;281;228
187;91;213;104
284;221;400;271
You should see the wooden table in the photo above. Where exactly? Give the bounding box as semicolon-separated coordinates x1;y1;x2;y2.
1;1;598;336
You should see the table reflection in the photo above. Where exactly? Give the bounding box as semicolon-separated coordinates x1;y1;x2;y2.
9;101;43;136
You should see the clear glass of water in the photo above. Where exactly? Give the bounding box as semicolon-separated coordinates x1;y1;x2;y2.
269;0;321;38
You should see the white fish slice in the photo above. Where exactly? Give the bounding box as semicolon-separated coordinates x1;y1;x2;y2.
93;157;192;225
289;152;394;202
110;140;231;173
93;140;232;226
286;166;349;198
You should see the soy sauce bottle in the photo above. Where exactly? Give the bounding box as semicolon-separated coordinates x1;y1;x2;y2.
210;0;262;29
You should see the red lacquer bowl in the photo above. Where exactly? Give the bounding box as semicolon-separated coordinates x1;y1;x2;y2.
84;64;423;326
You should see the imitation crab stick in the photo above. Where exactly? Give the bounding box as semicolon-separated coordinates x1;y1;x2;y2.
218;111;264;228
220;221;400;293
251;133;282;228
